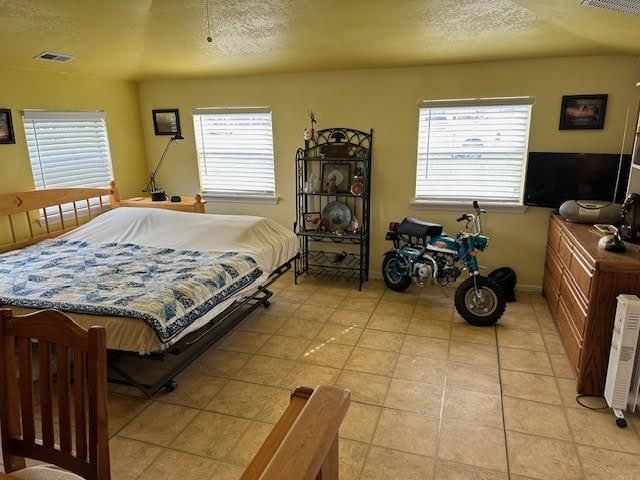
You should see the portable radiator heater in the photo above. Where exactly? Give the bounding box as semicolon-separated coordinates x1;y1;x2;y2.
604;294;640;428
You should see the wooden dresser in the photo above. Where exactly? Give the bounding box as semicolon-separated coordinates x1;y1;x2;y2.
543;214;640;395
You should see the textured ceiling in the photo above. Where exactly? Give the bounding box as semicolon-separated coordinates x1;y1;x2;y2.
1;0;639;80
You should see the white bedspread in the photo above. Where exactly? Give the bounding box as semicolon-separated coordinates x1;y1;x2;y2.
61;207;298;276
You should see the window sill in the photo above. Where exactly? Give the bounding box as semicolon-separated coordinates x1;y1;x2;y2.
203;193;279;205
410;199;527;213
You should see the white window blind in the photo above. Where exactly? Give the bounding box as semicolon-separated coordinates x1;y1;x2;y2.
23;111;113;190
193;108;276;198
416;98;533;205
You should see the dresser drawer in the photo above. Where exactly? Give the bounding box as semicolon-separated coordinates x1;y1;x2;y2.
557;298;582;371
560;273;588;336
543;267;560;316
558;235;573;267
548;217;562;253
568;250;594;301
545;246;563;289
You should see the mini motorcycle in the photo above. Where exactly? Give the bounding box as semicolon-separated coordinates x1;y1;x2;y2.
382;201;506;326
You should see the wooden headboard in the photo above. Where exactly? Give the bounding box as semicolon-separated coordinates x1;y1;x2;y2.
0;181;119;253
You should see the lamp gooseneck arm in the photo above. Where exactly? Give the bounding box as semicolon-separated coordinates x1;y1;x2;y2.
144;136;179;193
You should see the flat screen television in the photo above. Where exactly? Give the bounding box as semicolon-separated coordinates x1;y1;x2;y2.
523;152;631;209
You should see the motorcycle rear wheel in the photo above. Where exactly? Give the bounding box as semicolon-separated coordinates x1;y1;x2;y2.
454;276;506;326
382;253;412;292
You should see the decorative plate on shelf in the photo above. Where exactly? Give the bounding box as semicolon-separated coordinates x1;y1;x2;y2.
322;201;352;231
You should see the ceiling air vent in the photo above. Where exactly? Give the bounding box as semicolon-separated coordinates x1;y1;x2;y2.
34;51;75;63
580;0;640;16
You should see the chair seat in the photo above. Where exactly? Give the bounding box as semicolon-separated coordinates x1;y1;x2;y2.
9;466;84;480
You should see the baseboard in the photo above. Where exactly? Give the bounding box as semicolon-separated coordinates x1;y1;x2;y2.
515;284;543;293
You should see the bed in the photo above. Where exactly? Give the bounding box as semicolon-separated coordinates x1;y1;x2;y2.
0;183;298;395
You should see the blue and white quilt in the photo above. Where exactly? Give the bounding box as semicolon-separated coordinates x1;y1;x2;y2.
0;239;263;343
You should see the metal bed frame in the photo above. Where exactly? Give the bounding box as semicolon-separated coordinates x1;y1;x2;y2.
107;257;295;398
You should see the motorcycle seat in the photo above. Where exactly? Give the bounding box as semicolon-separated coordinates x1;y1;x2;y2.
397;217;443;239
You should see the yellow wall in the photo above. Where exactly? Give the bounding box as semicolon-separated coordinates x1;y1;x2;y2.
138;56;640;288
0;67;147;198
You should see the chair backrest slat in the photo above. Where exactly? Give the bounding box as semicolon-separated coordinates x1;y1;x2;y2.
0;326;24;473
17;337;35;444
37;341;54;447
57;345;72;454
0;309;110;480
74;348;87;461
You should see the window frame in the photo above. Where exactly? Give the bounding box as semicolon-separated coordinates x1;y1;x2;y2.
23;110;114;190
412;97;534;211
22;109;115;222
192;107;278;204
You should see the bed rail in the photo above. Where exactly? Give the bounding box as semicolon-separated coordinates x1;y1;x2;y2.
241;385;351;480
0;181;119;253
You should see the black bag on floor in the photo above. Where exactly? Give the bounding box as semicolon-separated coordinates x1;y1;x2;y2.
488;267;517;302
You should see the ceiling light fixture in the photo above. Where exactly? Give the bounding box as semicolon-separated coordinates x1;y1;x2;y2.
205;0;212;43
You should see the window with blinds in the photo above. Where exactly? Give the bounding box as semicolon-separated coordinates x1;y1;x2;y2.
415;98;534;205
24;111;113;190
23;111;113;221
193;108;276;199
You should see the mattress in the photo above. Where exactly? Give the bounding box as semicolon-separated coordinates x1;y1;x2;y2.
4;207;298;354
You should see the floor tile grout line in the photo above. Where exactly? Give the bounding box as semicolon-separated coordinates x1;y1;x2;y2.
495;323;512;480
118;431;253;474
431;310;453;479
108;395;156;440
351;292;385;480
552;370;588;478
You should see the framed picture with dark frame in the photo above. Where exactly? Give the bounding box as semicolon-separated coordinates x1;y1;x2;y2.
0;109;15;144
559;94;608;130
152;108;181;136
321;162;352;193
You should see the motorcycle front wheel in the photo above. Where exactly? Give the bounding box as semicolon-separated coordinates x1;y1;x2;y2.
382;253;412;292
454;276;506;326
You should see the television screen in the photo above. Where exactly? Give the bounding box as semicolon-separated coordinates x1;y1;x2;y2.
523;152;631;208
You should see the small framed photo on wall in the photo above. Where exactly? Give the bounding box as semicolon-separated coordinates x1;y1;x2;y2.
0;109;15;144
559;94;608;130
152;108;181;136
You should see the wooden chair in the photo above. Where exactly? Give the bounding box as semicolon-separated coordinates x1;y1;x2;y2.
0;309;110;480
241;385;351;480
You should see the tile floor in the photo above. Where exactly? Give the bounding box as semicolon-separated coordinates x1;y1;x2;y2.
3;273;640;479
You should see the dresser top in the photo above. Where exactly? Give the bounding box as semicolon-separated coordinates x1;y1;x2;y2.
552;214;640;272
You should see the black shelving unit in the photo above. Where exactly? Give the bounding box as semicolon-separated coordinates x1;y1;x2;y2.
294;128;373;290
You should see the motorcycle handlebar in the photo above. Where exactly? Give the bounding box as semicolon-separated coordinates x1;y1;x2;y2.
456;215;469;222
473;200;479;210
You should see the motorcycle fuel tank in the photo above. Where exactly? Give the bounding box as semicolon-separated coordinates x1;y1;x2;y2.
427;235;458;254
